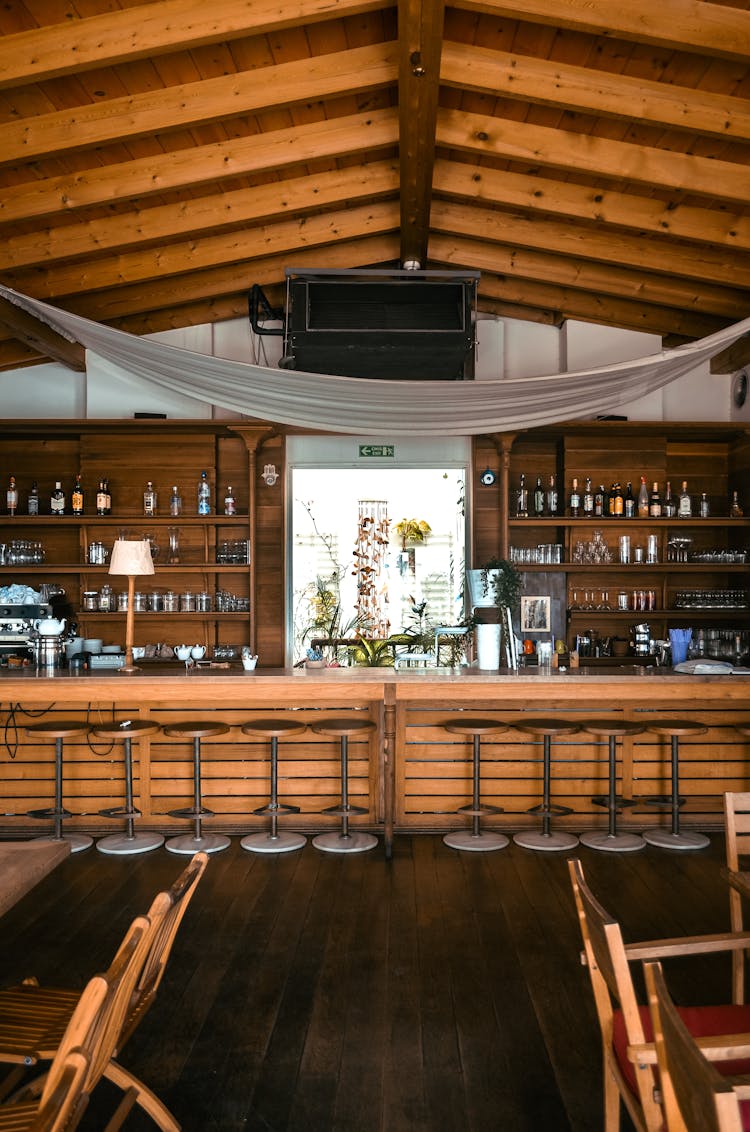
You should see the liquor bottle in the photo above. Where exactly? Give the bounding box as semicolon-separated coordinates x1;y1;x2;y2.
143;480;157;517
6;475;18;516
27;481;39;516
678;480;692;518
730;490;744;518
224;485;237;516
569;476;581;518
546;474;558;517
624;481;635;519
169;485;182;517
71;473;84;516
582;477;594;517
611;482;624;517
663;481;676;519
700;491;710;518
50;480;65;516
197;470;211;516
515;473;528;518
637;475;649;518
649;481;662;518
96;479;107;516
594;484;605;517
104;478;112;515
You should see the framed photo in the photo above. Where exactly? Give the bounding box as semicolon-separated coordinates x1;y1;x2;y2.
520;595;551;634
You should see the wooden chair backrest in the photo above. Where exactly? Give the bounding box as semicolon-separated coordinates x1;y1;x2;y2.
723;792;750;1002
118;851;208;1051
568;857;662;1131
645;960;743;1132
32;1047;90;1132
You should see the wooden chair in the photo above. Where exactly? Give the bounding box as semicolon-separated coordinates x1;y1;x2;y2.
0;914;151;1131
568;857;750;1132
724;792;750;1004
644;959;750;1132
0;852;208;1130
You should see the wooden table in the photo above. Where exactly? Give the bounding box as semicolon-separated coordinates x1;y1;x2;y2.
0;839;70;917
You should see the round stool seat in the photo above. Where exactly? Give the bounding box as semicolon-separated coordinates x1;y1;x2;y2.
25;722;93;852
311;718;376;739
242;719;307;739
25;722;91;740
583;720;645;739
91;721;160;741
164;721;231;739
165;720;231;855
642;719;709;851
647;720;708;738
92;721;164;855
579;720;646;854
443;717;507;737
515;718;580;737
312;717;377;854
240;719;307;854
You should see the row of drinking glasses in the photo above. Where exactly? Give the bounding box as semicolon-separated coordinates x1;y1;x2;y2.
0;540;46;565
214;589;250;612
508;544;563;565
673;590;749;609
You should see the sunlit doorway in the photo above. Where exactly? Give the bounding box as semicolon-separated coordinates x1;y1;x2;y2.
287;438;469;666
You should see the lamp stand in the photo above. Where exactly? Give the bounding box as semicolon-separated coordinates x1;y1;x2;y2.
119;574;139;674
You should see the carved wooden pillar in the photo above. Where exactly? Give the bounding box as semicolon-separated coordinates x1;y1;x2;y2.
228;425;273;654
490;432;516;559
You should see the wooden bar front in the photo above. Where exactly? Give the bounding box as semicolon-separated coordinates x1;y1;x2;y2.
1;669;749;856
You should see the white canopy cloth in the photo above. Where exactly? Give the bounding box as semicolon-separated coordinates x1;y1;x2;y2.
2;285;748;437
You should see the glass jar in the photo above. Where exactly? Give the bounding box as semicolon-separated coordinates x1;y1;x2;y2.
163;590;178;612
117;591;129;612
149;591;163;612
196;591;212;612
83;591;99;611
133;592;147;612
180;592;195;612
98;584;113;612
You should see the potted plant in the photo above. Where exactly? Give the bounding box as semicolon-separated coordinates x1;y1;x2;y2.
393;518;431;550
467;556;522;669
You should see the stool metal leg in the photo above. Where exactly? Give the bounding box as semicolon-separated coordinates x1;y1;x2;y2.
643;734;710;851
242;736;306;854
167;737;230;855
313;735;377;854
514;735;579;852
29;737;92;853
580;736;644;853
97;738;164;856
443;734;508;852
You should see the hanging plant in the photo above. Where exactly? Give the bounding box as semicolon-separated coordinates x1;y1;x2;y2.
394;518;432;550
479;556;522;610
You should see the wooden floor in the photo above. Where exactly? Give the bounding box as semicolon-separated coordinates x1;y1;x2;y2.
0;833;736;1132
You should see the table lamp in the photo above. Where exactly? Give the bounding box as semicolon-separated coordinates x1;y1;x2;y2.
109;539;154;673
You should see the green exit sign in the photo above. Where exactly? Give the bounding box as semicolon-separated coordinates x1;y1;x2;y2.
359;444;395;458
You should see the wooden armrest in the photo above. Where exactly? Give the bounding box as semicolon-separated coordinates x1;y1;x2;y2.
624;932;750;962
692;1034;750;1061
627;1042;657;1066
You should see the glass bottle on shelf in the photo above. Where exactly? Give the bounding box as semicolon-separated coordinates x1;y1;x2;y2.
96;479;107;516
169;485;182;517
515;473;528;518
546;474;558;517
224;485;237;516
6;476;18;516
71;473;84;516
50;480;65;516
663;481;676;519
624;481;635;518
637;475;649;518
27;481;39;515
610;482;624;517
649;481;662;518
731;490;744;518
594;484;604;517
569;476;581;517
700;491;710;518
143;480;157;517
197;470;211;516
582;477;594;517
678;480;692;518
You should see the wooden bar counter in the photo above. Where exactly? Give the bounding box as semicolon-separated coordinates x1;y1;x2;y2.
1;666;748;857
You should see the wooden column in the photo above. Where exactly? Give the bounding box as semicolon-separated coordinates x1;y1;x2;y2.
229;425;273;654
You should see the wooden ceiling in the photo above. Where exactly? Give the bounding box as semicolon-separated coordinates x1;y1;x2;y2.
0;0;748;373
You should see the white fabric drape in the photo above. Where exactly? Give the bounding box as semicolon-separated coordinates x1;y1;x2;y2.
2;285;748;436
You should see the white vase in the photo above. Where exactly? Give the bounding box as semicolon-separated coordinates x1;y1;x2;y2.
475;623;502;669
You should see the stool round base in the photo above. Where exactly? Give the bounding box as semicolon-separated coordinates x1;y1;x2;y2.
240;831;306;854
443;830;509;852
579;830;645;853
642;828;710;851
312;831;378;854
96;831;165;856
513;829;579;852
166;832;231;855
50;832;93;854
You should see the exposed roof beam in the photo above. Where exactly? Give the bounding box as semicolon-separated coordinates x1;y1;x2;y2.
454;0;750;62
441;42;750;141
0;298;85;370
710;335;750;374
0;109;398;225
437;108;750;205
433;159;750;252
398;0;445;267
0;0;394;89
0;43;399;166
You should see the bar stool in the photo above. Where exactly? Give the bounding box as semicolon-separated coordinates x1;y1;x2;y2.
240;720;307;854
163;720;231;855
579;720;645;853
513;718;581;852
92;720;164;855
442;718;509;851
311;717;378;854
25;721;93;853
642;719;709;850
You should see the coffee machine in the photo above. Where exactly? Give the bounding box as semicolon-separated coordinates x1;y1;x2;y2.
0;602;54;665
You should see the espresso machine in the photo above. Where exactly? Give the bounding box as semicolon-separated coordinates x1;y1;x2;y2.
0;602;54;665
632;622;651;657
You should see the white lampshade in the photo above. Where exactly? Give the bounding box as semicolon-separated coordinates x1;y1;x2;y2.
108;539;155;577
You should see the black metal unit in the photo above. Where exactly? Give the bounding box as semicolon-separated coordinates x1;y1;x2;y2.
280;267;479;380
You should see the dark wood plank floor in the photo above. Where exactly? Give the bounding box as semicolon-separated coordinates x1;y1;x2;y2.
0;834;734;1132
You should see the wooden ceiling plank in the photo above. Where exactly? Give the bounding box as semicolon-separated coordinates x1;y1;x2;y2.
430;198;750;287
0;296;85;370
438;107;750;205
454;0;750;62
0;108;399;225
398;0;446;266
0;161;400;271
441;41;750;141
0;43;399;166
0;0;396;90
433;159;750;252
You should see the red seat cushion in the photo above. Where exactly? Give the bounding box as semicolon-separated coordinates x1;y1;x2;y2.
613;1005;750;1129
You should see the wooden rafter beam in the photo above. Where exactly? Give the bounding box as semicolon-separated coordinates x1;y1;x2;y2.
454;0;750;62
710;335;750;375
398;0;445;267
0;298;85;371
0;0;395;90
